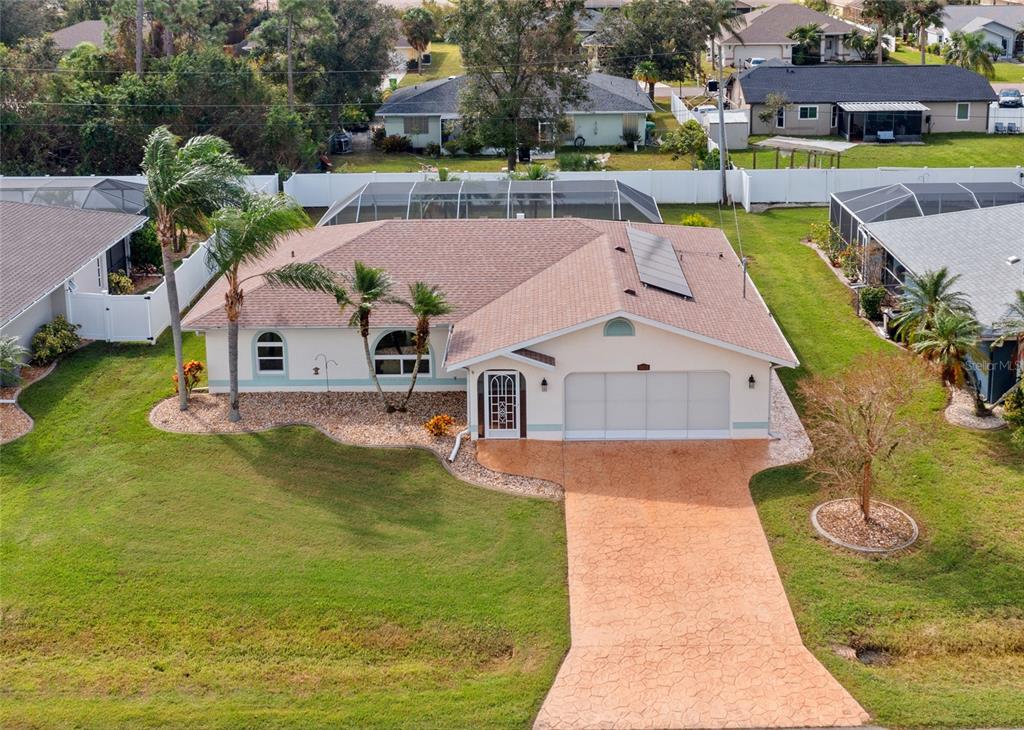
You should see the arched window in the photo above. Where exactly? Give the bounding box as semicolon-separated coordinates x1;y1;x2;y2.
374;331;429;376
255;332;285;373
603;318;635;337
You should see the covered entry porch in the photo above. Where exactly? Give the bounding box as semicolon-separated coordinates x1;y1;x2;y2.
837;101;929;142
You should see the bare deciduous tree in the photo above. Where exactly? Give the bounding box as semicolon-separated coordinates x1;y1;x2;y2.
799;352;932;521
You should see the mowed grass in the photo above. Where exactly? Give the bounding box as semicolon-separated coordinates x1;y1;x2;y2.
0;335;569;728
662;204;1024;726
888;45;1024;84
396;43;465;89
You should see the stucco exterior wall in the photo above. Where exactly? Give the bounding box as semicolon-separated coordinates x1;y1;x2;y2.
464;319;777;441
748;103;836;135
0;288;67;349
382;115;442;149
566;113;645;147
926;101;989;133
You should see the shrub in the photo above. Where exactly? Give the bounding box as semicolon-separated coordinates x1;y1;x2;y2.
1003;383;1024;429
424;142;442;158
443;138;462;156
380;134;412;154
424;413;455;437
435;167;458;181
370;126;387;149
700;147;720;171
0;336;29;386
131;221;162;270
859;286;886;321
621;129;641;146
510;163;552;180
557;152;601;171
108;270;134;295
172;359;204;395
926;42;942;56
681;213;714;227
31;315;82;365
660;119;706;160
838;245;861;282
460;132;484;155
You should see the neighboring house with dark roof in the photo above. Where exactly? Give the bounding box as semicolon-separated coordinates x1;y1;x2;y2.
711;4;862;66
184;218;796;442
49;19;107;52
927;5;1024;59
0;202;147;347
860;203;1024;403
727;62;997;139
375;73;653;149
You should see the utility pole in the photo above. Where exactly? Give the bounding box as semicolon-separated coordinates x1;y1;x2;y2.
716;44;728;204
135;0;144;75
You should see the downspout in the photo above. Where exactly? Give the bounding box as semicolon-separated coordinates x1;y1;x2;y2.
449;428;470;462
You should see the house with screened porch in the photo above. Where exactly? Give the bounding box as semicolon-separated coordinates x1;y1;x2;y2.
184;218;796;441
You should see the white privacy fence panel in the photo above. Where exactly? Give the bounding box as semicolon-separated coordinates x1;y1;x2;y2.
66;292;109;341
670;94;701;125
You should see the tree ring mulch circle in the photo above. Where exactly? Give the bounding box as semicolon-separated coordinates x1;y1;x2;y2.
811;498;918;554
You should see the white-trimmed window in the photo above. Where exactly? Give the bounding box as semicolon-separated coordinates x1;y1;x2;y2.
256;332;285;373
374;330;430;376
956;102;970;121
403;117;429;135
775;106;785;128
830;104;838;128
798;105;818;120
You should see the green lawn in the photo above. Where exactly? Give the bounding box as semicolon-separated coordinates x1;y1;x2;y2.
662;204;1024;726
888;45;1024;84
729;133;1022;169
0;336;569;727
395;43;465;89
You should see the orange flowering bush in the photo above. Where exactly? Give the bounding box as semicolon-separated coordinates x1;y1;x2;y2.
423;413;455;438
172;360;205;395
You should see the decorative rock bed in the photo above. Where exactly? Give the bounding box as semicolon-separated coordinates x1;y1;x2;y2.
944;387;1006;431
811;498;919;554
0;363;56;445
149;391;562;500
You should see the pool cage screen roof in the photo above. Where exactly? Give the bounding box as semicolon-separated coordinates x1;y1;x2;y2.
0;177;147;215
829;181;1024;243
317;179;662;226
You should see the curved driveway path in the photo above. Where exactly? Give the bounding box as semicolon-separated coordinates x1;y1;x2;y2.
478;438;869;729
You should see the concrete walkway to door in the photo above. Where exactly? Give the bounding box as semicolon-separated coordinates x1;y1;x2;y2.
477;438;869;729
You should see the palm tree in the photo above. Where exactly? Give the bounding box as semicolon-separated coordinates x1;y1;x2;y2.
906;0;945;66
861;0;903;65
787;23;823;65
208;194;315;422
912;309;986;414
944;30;998;79
891;267;974;342
398;282;452;411
633;60;659;101
401;6;435;75
141;126;248;411
994;289;1024;382
346;262;400;412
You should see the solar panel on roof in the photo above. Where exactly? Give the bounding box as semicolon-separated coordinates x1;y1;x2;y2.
627;228;692;299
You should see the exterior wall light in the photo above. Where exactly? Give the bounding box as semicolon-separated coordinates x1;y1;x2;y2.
541;378;548;392
313;366;321;375
748;374;756;389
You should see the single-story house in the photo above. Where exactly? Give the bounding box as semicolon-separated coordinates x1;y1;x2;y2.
184;218;797;442
0;201;147;347
375;72;654;149
860;203;1024;402
927;5;1024;59
728;62;997;139
49;19;107;53
711;4;862;66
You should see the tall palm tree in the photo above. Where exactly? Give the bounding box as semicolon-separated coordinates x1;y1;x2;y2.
141;126;248;411
861;0;903;64
633;60;659;101
891;267;974;342
346;262;400;412
208;194;316;422
398;282;452;411
944;30;998;79
994;289;1024;382
906;0;945;66
912;309;986;413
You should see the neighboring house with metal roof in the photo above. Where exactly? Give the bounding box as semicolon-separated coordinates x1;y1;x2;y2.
184;218;796;442
0;202;147;348
860;203;1024;403
727;62;997;138
711;4;862;66
375;73;653;149
926;5;1024;59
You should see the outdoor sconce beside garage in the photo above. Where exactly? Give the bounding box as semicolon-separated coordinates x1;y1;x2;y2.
748;374;756;389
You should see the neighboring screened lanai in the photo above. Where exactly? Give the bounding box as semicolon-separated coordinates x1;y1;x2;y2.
317;179;663;226
829;181;1024;245
0;177;147;214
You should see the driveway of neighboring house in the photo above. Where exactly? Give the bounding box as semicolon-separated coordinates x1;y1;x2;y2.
477;438;869;729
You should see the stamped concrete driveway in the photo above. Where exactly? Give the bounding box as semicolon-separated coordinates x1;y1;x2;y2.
477;439;869;730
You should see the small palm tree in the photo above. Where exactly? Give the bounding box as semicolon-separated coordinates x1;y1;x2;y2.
346;262;400;412
906;0;945;65
787;23;823;65
913;309;986;414
208;194;315;422
398;282;453;411
633;60;659;101
994;289;1024;381
141;126;248;411
944;30;998;79
892;267;974;342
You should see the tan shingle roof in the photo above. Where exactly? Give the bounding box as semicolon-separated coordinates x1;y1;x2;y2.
723;4;859;44
184;219;796;366
0;201;147;326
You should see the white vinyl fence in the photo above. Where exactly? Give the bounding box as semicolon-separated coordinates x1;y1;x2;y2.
68;238;218;343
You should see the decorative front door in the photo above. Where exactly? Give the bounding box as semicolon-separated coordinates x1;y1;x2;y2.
485;371;520;438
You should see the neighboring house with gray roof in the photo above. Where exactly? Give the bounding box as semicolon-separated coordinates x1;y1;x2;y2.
0;202;147;348
375;73;653;149
712;4;862;66
927;5;1024;59
49;19;107;52
861;203;1024;402
728;62;997;138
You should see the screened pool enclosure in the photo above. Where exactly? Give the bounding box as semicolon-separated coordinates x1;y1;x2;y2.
317;179;663;226
829;181;1024;245
0;177;147;214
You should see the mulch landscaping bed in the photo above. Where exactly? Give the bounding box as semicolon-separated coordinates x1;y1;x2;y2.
0;363;56;445
813;498;918;553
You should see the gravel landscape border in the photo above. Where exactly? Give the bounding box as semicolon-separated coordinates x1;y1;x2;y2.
811;498;919;554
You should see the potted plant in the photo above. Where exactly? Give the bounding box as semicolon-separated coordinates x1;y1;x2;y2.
0;336;29;387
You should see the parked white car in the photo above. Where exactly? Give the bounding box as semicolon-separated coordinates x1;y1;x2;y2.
743;57;766;69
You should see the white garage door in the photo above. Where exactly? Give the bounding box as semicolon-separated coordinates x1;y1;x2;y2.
564;371;730;440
